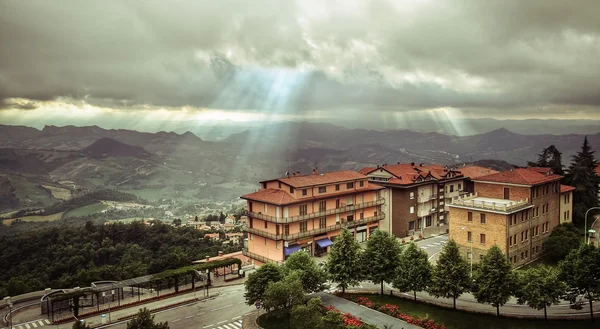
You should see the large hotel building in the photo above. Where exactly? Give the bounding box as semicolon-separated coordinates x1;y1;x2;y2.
241;170;385;265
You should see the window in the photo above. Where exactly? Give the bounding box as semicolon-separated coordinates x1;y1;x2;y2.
319;217;326;228
290;186;294;193
525;250;528;259
426;216;432;227
521;252;524;260
302;189;308;196
335;184;340;191
264;221;267;229
480;234;486;244
468;212;473;222
409;221;416;230
347;214;354;222
262;183;267;189
360;181;364;187
503;187;510;200
410;192;415;200
467;231;472;242
450;185;455;193
299;204;308;215
521;231;524;242
525;230;528;240
278;182;282;188
480;213;486;224
284;224;289;235
536;225;539;236
299;221;307;232
410;206;415;214
318;186;326;193
319;201;327;212
360;212;364;219
336;199;340;208
509;235;512;246
347;182;354;189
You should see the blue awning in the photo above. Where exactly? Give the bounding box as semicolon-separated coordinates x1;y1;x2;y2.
284;245;302;256
316;238;333;248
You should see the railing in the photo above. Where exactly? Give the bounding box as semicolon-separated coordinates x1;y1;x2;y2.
451;193;531;212
246;199;385;223
242;249;278;264
244;214;385;241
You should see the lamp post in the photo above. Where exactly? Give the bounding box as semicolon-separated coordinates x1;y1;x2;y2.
460;226;473;277
584;207;600;244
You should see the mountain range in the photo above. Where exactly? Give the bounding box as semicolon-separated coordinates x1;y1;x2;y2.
0;122;598;211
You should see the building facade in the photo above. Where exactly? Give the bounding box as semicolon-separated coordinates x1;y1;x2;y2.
360;163;465;238
560;185;575;224
455;165;500;194
241;170;385;265
448;168;564;267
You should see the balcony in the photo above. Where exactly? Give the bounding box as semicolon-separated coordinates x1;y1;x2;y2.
242;248;278;264
244;214;385;241
450;193;532;213
418;194;438;203
246;198;385;223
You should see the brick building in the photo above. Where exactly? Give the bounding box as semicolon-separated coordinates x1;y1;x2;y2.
448;168;564;267
241;170;385;265
360;163;465;238
560;185;575;224
455;165;500;194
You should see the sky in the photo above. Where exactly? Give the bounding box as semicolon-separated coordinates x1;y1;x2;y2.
1;0;600;131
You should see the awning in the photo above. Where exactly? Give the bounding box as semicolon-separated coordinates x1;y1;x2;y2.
316;238;333;248
284;245;302;256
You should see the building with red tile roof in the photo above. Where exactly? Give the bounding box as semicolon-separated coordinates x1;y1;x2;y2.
359;162;465;238
457;165;500;180
241;169;385;266
560;185;575;224
449;167;565;268
527;167;553;175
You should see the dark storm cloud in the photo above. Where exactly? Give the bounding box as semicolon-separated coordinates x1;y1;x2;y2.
0;0;599;116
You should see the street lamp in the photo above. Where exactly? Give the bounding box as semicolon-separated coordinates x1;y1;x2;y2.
584;207;600;244
460;226;473;277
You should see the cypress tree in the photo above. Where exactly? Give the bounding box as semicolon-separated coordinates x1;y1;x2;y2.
565;137;600;225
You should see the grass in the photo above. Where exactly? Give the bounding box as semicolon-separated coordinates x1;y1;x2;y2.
516;257;557;272
41;185;71;200
64;203;109;218
351;294;594;329
2;212;64;225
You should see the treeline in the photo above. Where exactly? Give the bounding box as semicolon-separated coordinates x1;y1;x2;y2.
9;189;145;218
0;221;240;298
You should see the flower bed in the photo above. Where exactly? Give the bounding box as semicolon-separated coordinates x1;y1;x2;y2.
344;295;446;329
326;306;364;328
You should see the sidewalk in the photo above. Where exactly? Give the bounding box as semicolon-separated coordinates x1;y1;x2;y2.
315;292;420;329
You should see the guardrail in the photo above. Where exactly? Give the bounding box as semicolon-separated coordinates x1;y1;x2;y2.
246;199;385;223
244;214;384;241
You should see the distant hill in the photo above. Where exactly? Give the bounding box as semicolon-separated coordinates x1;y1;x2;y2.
82;138;150;158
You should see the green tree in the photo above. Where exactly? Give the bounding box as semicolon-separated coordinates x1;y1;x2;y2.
282;250;327;293
262;272;306;313
472;245;515;317
172;218;182;226
392;242;432;301
429;239;470;309
516;265;566;321
244;262;283;305
126;308;169;329
558;244;600;321
327;228;362;293
361;229;401;294
72;320;91;329
543;223;581;262
564;137;600;226
290;297;323;329
528;145;564;175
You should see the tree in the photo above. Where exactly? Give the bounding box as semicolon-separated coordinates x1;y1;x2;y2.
290;297;323;329
471;245;515;317
543;223;581;262
72;320;91;329
127;308;169;329
361;229;401;294
244;262;283;305
327;228;362;293
282;250;327;293
528;145;564;175
262;272;306;313
564;137;600;225
172;218;181;226
392;242;432;301
429;239;470;309
558;244;600;321
516;265;566;321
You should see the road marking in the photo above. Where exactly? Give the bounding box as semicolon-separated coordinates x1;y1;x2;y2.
197;312;205;315
185;315;193;319
428;250;441;262
31;322;38;328
237;301;244;304
25;324;31;329
44;320;50;325
217;320;228;324
172;319;181;323
211;304;233;311
203;325;214;328
231;316;241;320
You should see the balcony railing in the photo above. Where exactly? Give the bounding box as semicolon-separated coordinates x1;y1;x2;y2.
242;248;278;264
450;193;532;212
246;199;385;223
418;194;438;203
244;214;385;241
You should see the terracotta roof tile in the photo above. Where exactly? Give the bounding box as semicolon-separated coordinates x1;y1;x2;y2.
367;163;460;186
358;167;376;175
241;189;296;205
475;168;562;186
560;184;576;193
527;167;553;174
458;166;500;179
270;170;367;188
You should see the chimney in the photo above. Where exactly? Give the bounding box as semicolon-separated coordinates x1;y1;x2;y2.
218;250;223;257
411;162;415;166
420;163;424;167
313;167;319;175
205;255;210;261
285;170;290;178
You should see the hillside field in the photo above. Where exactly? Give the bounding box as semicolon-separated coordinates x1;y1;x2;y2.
64;203;109;218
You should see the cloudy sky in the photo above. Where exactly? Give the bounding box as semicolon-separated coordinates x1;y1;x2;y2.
1;0;599;131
